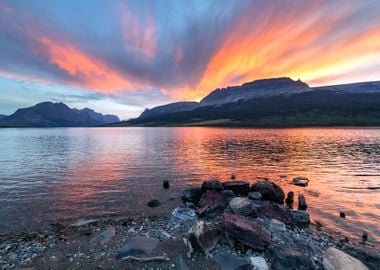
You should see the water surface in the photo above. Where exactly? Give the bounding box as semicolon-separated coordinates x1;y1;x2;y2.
0;127;379;244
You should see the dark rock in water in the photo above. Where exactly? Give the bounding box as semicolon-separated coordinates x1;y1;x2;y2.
231;174;236;180
229;197;258;217
290;210;310;225
214;251;250;270
257;204;294;225
181;187;203;204
343;244;380;270
248;191;262;201
362;231;368;242
117;237;159;259
323;247;369;270
222;190;236;204
190;221;221;255
265;243;317;270
223;213;271;251
340;211;346;218
292;176;309;187
147;199;161;207
176;255;190;270
199;190;226;209
251;180;285;203
298;194;307;210
201;179;224;191
285;191;294;207
170;206;197;225
223;181;250;196
163;180;170;189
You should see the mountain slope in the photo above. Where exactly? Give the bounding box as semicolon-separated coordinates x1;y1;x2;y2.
0;102;120;127
0;114;8;120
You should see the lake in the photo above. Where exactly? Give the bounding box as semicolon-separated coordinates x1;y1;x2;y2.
0;127;379;244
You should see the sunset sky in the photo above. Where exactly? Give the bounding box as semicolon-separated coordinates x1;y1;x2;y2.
1;0;380;119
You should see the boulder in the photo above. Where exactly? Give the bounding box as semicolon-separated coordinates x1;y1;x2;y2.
223;213;271;251
170;206;197;225
223;181;250;196
147;199;161;207
214;251;251;270
201;179;224;191
229;197;258;217
292;176;309;187
257;204;294;225
117;237;159;259
342;244;380;270
181;187;203;204
248;192;262;201
290;210;310;225
222;190;236;204
323;247;369;270
285;191;294;207
298;194;307;210
199;190;226;209
251;180;285;203
269;219;286;233
249;256;269;270
90;226;116;245
190;221;221;255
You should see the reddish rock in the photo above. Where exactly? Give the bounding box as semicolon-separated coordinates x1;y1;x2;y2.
223;181;250;196
199;190;226;209
223;213;271;251
257;204;294;225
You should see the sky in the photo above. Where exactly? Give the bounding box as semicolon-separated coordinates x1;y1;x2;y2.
0;0;380;119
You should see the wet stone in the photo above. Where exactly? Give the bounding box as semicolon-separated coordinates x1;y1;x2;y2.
147;199;161;208
117;237;159;259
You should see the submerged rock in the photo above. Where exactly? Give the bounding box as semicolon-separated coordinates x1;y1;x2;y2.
163;180;170;189
323;247;369;270
229;197;258;217
170;206;197;225
222;190;236;205
201;179;224;191
214;251;250;270
147;199;161;208
223;213;271;251
199;190;226;209
223;181;250;196
257;204;294;225
117;237;159;259
249;256;269;270
292;176;309;187
251;180;285;203
181;187;203;204
298;194;308;210
190;221;221;255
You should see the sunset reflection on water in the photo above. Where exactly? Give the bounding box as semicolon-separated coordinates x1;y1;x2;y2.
0;127;379;244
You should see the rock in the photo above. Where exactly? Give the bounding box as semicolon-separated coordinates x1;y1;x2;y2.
340;212;345;218
257;204;294;225
362;231;368;242
290;210;310;225
170;206;197;225
323;247;369;270
181;187;203;204
269;219;286;233
201;179;224;191
176;255;190;270
163;180;170;189
70;219;97;227
185;202;196;209
90;226;116;245
248;192;262;201
199;190;226;209
190;221;221;255
249;256;269;270
117;237;159;259
222;190;236;205
214;251;250;270
251;180;285;203
265;243;317;270
292;176;309;187
285;191;294;207
298;194;307;210
223;213;271;251
223;181;250;196
343;244;380;270
147;199;161;207
229;197;258;217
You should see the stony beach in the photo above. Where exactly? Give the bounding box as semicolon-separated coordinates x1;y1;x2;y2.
0;178;378;270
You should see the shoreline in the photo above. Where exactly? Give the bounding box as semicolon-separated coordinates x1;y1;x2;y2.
1;180;378;270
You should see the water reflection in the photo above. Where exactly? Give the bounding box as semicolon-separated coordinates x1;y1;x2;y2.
0;127;379;244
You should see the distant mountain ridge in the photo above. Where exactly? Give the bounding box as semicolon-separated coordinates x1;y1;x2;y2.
0;114;7;120
0;102;120;127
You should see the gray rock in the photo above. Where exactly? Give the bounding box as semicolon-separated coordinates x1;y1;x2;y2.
170;206;197;225
201;179;224;191
223;181;250;196
229;197;258;217
214;251;250;270
269;219;286;233
290;210;310;225
323;247;369;270
176;255;190;270
251;180;285;203
222;190;236;204
117;237;159;259
248;192;262;201
342;244;380;270
292;176;309;187
223;213;271;251
181;187;203;204
147;199;161;207
249;256;269;270
298;194;307;210
90;226;116;245
190;221;221;255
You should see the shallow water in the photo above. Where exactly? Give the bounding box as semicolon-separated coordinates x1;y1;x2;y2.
0;127;379;244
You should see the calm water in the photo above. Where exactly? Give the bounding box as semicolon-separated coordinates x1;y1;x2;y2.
0;127;379;244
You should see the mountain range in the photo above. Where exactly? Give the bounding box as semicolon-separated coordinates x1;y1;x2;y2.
0;102;120;127
114;77;380;127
